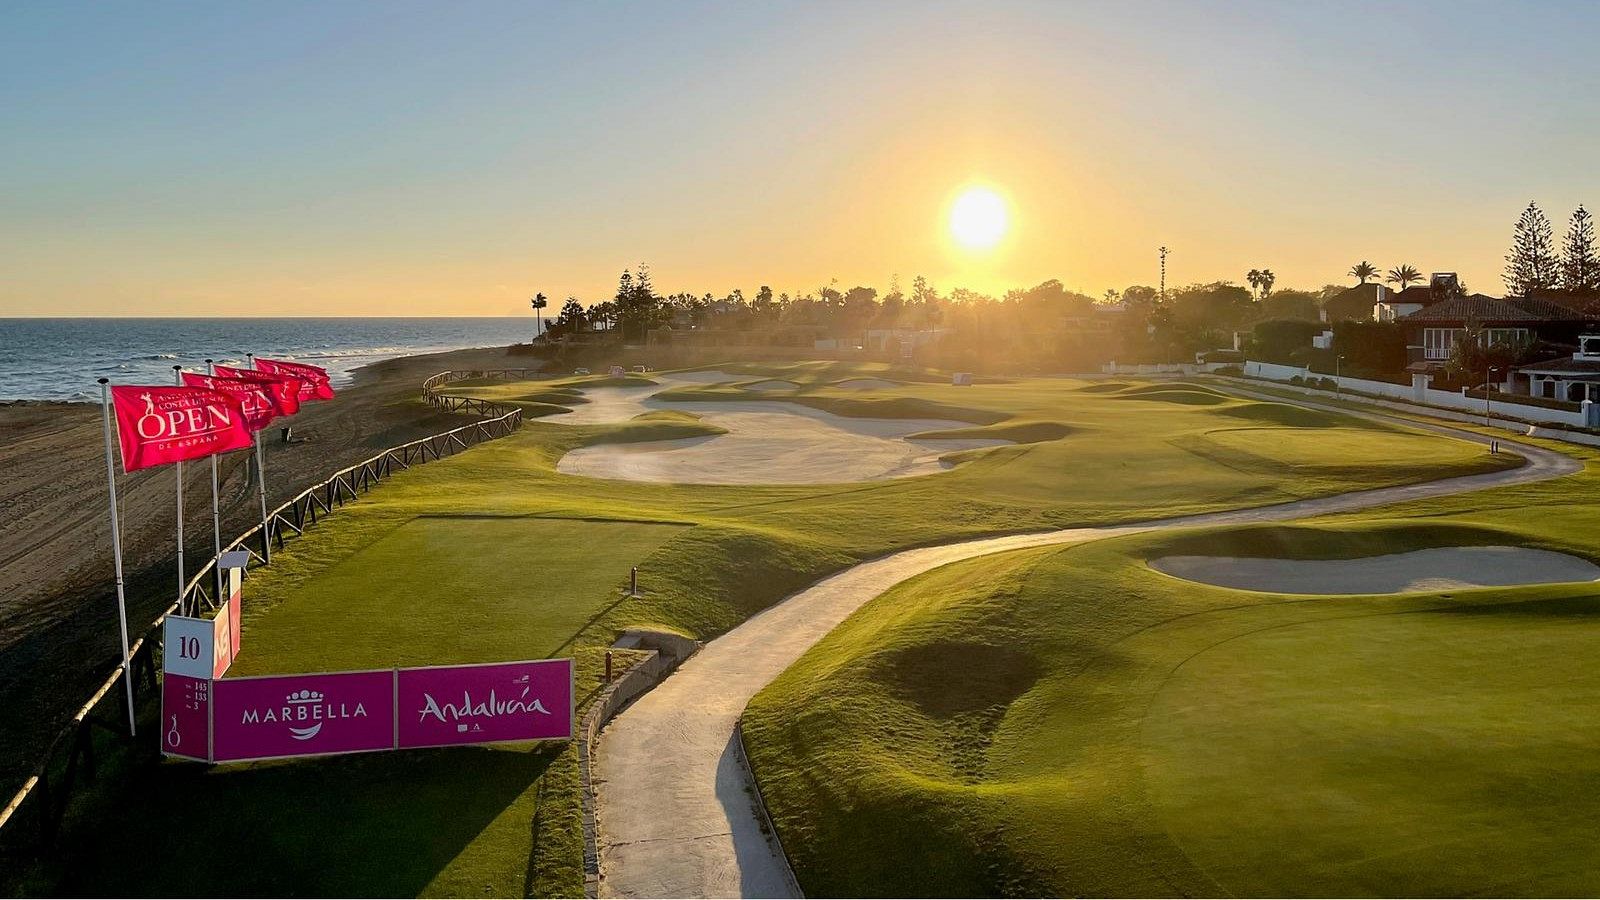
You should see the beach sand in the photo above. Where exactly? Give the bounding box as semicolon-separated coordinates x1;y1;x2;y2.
0;344;535;789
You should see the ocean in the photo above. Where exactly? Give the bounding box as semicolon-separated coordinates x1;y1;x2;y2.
0;317;537;401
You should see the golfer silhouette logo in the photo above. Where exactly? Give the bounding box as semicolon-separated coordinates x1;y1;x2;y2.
135;392;164;439
166;714;181;748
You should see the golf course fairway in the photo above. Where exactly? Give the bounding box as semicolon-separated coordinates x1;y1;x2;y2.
6;365;1547;897
744;457;1600;896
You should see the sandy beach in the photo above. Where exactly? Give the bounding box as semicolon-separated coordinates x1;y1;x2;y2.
0;344;533;789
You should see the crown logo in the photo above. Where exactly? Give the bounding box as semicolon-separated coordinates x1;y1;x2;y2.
287;689;324;705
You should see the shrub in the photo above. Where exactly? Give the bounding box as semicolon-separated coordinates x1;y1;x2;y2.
1289;375;1304;385
1213;364;1243;377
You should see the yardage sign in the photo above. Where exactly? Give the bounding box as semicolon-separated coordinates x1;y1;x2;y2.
161;673;210;762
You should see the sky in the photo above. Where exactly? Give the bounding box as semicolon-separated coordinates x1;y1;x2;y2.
4;0;1600;317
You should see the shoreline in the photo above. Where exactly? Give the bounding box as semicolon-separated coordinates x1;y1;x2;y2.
0;343;541;790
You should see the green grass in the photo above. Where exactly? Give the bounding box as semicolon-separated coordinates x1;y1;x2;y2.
14;363;1529;898
743;442;1600;897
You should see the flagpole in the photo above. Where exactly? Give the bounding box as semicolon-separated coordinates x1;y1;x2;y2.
97;379;137;736
205;359;224;601
246;353;272;565
173;365;186;616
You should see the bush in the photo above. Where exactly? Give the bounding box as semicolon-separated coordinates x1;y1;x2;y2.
1289;375;1304;385
1248;318;1325;364
1213;364;1243;377
1317;377;1338;390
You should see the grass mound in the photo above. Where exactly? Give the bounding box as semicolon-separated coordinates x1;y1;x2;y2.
832;377;904;391
1120;381;1227;397
1075;381;1130;393
1145;520;1534;562
874;641;1040;721
515;387;589;405
1216;401;1339;428
743;379;802;391
909;420;1075;443
518;400;576;418
1119;388;1230;405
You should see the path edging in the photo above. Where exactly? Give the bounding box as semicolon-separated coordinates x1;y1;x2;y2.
579;635;700;898
734;717;804;897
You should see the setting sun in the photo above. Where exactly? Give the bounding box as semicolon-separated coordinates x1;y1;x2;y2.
949;186;1009;251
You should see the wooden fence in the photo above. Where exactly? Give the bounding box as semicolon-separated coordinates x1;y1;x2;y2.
0;371;536;854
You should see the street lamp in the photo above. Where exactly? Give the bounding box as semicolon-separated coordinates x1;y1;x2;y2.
1484;365;1501;428
1334;354;1345;397
530;292;548;341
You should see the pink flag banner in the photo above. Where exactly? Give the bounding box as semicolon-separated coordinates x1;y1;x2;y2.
211;670;396;763
255;358;335;401
110;385;252;472
211;364;303;417
181;371;280;432
397;659;574;749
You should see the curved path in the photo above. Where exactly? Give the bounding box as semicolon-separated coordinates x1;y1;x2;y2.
593;390;1583;899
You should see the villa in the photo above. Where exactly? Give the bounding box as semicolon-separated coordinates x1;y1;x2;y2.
1518;336;1600;401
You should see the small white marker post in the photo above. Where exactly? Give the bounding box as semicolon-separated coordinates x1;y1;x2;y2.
96;378;137;736
205;359;224;601
173;365;186;615
246;353;272;565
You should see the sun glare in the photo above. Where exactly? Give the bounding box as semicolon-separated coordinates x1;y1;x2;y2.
949;186;1009;250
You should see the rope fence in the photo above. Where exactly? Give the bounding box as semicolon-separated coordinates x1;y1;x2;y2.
0;370;539;854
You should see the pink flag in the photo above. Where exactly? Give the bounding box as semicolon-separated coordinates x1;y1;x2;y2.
181;372;279;432
110;385;252;472
211;364;303;417
255;358;335;401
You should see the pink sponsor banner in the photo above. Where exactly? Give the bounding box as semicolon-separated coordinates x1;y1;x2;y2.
161;673;211;762
211;670;396;763
210;600;233;678
397;659;573;749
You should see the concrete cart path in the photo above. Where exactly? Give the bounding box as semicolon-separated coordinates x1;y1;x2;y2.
593;394;1582;899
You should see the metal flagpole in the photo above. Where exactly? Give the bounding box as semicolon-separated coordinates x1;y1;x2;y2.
246;353;272;565
97;378;137;736
205;359;224;601
173;365;186;615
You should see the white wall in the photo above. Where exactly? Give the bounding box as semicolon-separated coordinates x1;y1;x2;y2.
1241;360;1600;429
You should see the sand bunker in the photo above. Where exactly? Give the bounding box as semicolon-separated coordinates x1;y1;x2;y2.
834;377;902;390
744;379;800;392
549;372;1009;484
1149;546;1600;595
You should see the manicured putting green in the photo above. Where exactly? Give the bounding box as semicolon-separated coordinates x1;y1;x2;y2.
233;516;687;673
1144;604;1600;896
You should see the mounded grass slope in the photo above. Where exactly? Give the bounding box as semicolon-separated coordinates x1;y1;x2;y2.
744;447;1600;897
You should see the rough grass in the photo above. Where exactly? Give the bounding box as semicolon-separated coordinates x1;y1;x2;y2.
12;364;1528;898
744;444;1600;897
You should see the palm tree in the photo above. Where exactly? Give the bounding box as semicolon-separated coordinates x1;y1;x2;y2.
530;292;549;340
1246;269;1264;299
1385;264;1422;291
1349;261;1379;284
1259;269;1275;297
